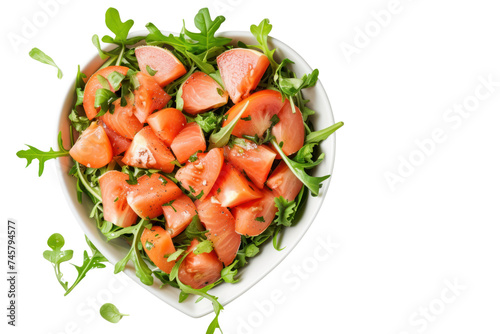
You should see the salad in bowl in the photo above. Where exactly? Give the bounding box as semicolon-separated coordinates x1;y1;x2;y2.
17;7;343;333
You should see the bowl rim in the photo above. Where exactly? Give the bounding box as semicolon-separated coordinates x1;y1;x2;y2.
55;30;337;318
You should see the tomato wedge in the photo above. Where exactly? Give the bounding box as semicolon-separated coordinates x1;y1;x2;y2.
162;194;197;237
217;48;270;104
224;139;276;189
69;122;113;168
83;65;129;120
141;226;176;274
101;97;143;140
210;162;263;208
122;126;176;173
180;71;228;115
98;120;131;156
175;148;224;201
133;72;171;123
178;239;223;289
135;45;187;87
146;108;186;147
233;189;278;237
127;173;182;219
99;171;138;227
266;161;303;201
272;101;305;155
223;90;285;138
196;199;241;266
170;122;206;164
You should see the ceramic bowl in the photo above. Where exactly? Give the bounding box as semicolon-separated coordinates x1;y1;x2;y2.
55;31;337;318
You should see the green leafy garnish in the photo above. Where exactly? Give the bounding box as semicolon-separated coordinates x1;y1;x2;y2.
305;121;345;144
194;111;225;134
43;234;107;295
183;8;232;52
102;7;134;45
162;199;177;212
255;216;265;222
43;233;74;291
221;261;239;283
146;65;158;76
69;109;90;133
17;132;69;176
65;236;107;295
274;196;297;227
271;139;329;196
249;19;278;71
208;101;249;149
29;48;63;79
114;219;154;286
100;303;129;323
193;240;214;254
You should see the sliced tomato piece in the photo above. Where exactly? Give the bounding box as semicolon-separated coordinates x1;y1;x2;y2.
147;108;186;147
135;45;187;87
83;66;129;120
170;122;206;164
180;71;228;115
210;162;262;208
141;226;176;274
178;239;223;289
133;72;171;123
217;48;270;104
175;148;224;201
69;122;113;168
162;194;197;237
272;101;305;155
223;90;285;138
127;173;182;219
98;120;131;156
224;139;276;189
101;97;143;140
196;199;241;266
99;171;138;227
233;189;277;237
122;126;176;173
266;161;303;201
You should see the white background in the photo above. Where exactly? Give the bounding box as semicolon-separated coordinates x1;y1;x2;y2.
1;0;500;333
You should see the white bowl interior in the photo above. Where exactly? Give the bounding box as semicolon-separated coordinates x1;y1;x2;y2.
55;31;336;318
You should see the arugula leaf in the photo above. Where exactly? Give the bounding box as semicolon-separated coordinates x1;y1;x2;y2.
249;19;278;71
100;303;129;323
173;215;207;246
145;23;190;52
17;132;69;176
146;65;158;76
65;236;107;295
114;219;154;286
195;111;225;134
69;109;90;133
107;71;126;91
184;8;232;52
193;240;214;254
208;101;249;149
271;139;329;196
305;121;345;144
102;7;134;45
94;88;118;116
166;249;185;262
235;242;260;268
274;196;296;227
186;51;216;74
29;47;63;79
221;261;239;283
92;34;109;60
43;233;74;291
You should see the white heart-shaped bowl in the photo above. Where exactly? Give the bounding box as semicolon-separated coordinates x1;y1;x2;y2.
55;31;337;318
